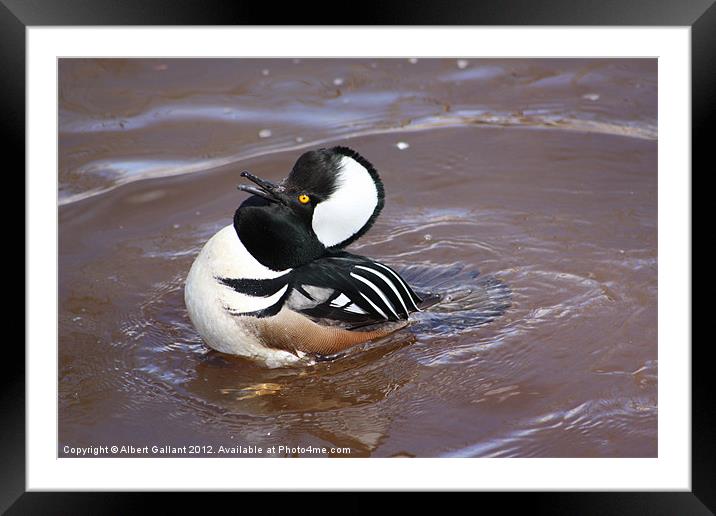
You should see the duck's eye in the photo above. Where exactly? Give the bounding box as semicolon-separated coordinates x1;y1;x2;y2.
298;194;311;204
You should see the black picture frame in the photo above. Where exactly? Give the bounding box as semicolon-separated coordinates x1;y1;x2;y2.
5;0;707;513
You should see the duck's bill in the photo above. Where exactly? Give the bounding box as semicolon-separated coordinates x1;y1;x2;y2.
238;184;279;202
238;171;285;204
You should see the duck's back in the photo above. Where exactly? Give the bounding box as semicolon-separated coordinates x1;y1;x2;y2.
281;250;435;326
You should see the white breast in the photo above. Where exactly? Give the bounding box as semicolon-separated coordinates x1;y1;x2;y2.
184;224;303;367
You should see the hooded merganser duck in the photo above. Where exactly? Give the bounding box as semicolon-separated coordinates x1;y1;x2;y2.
185;146;439;368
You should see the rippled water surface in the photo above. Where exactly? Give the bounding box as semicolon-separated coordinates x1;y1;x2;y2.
59;59;657;457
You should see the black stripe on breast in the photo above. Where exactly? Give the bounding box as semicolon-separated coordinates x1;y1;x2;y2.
217;275;291;318
228;288;290;318
216;275;288;297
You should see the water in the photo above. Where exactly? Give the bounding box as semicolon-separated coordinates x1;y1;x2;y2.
59;58;657;457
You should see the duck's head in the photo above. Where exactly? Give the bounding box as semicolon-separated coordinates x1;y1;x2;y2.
234;146;385;271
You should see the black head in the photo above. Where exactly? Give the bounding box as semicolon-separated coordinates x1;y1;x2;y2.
234;147;384;270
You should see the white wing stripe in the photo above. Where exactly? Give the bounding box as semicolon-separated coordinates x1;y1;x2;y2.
371;262;421;311
355;265;410;317
350;272;399;319
224;283;288;314
358;293;388;320
330;293;352;308
344;303;368;314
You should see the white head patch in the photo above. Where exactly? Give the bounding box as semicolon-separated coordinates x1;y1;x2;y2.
311;156;380;248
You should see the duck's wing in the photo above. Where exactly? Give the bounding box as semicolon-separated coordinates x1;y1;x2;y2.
285;252;425;326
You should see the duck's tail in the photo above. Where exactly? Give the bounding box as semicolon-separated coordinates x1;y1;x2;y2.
399;263;512;328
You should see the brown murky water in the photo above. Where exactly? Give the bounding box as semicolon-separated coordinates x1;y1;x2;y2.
59;59;657;458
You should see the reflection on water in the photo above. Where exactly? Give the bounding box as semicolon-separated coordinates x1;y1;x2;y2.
59;59;657;457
